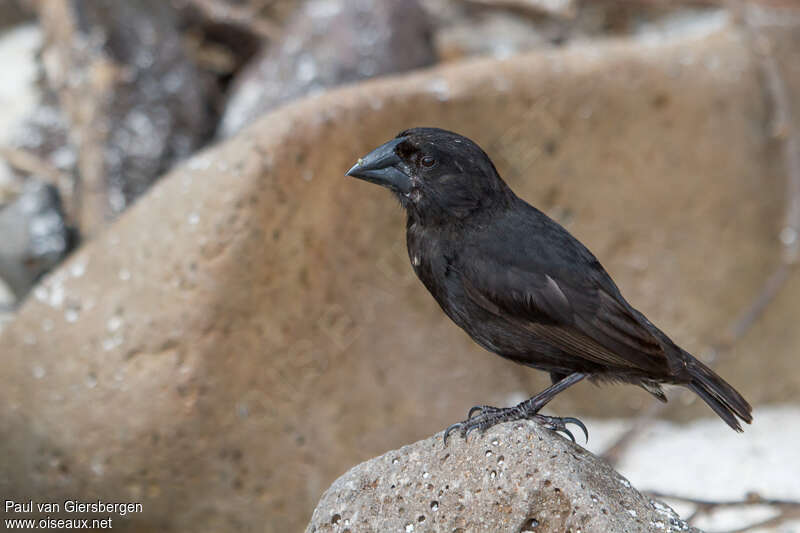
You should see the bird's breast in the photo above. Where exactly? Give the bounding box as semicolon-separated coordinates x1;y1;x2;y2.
406;223;557;363
406;224;475;326
407;224;445;291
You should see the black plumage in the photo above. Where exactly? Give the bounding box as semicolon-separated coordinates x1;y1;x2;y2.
346;127;752;442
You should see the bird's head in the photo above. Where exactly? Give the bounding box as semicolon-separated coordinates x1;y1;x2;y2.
346;127;513;224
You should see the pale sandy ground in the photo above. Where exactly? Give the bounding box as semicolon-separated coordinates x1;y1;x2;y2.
582;406;800;533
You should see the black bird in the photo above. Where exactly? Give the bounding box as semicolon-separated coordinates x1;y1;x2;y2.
346;127;752;443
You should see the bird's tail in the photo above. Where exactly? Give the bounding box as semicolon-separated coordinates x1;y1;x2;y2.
686;356;752;432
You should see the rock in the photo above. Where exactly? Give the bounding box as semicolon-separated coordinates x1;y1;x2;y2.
426;0;731;62
0;24;41;147
0;276;15;334
35;0;216;234
0;24;73;304
7;98;77;214
468;0;578;19
1;17;798;533
0;166;18;208
305;422;699;533
0;1;32;30
434;10;550;61
0;179;74;300
218;0;436;137
0;24;43;207
173;0;269;79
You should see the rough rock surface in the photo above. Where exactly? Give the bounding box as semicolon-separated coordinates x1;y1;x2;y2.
218;0;436;136
36;0;215;233
0;180;74;299
0;23;43;207
0;24;78;302
1;19;798;533
306;422;699;533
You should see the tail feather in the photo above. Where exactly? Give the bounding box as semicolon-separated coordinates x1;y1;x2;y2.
687;357;752;432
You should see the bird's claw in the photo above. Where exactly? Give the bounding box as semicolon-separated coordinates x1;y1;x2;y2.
468;405;500;419
442;421;480;446
444;404;588;446
442;419;485;446
444;411;588;446
534;415;589;443
443;422;461;446
443;406;503;446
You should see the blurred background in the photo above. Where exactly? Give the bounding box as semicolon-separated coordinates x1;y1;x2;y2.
0;0;799;531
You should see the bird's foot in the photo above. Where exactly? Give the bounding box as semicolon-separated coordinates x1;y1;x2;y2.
443;405;510;445
531;414;588;444
443;404;588;446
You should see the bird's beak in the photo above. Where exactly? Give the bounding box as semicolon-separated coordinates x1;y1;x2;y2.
346;137;413;194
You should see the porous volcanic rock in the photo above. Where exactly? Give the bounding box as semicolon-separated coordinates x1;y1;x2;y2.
306;421;700;533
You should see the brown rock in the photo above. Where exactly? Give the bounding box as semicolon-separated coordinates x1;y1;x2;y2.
305;422;700;533
0;19;796;533
0;0;32;30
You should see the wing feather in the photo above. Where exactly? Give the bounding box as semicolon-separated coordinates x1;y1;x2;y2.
461;254;670;374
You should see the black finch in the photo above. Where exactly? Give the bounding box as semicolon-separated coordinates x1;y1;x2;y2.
347;127;752;443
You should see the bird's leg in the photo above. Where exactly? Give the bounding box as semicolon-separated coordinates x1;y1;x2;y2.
444;372;587;445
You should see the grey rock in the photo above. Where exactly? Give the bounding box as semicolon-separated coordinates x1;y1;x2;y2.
0;23;43;207
9;98;77;207
0;275;15;334
71;0;215;207
11;101;74;172
306;422;700;533
425;0;727;62
37;0;216;231
434;10;550;61
218;0;436;137
0;179;73;300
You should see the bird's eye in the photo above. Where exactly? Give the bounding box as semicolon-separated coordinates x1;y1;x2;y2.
420;155;436;168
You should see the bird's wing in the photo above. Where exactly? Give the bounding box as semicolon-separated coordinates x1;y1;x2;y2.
459;233;672;374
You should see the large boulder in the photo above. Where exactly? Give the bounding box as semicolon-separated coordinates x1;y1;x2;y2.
305;422;700;533
1;16;798;532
